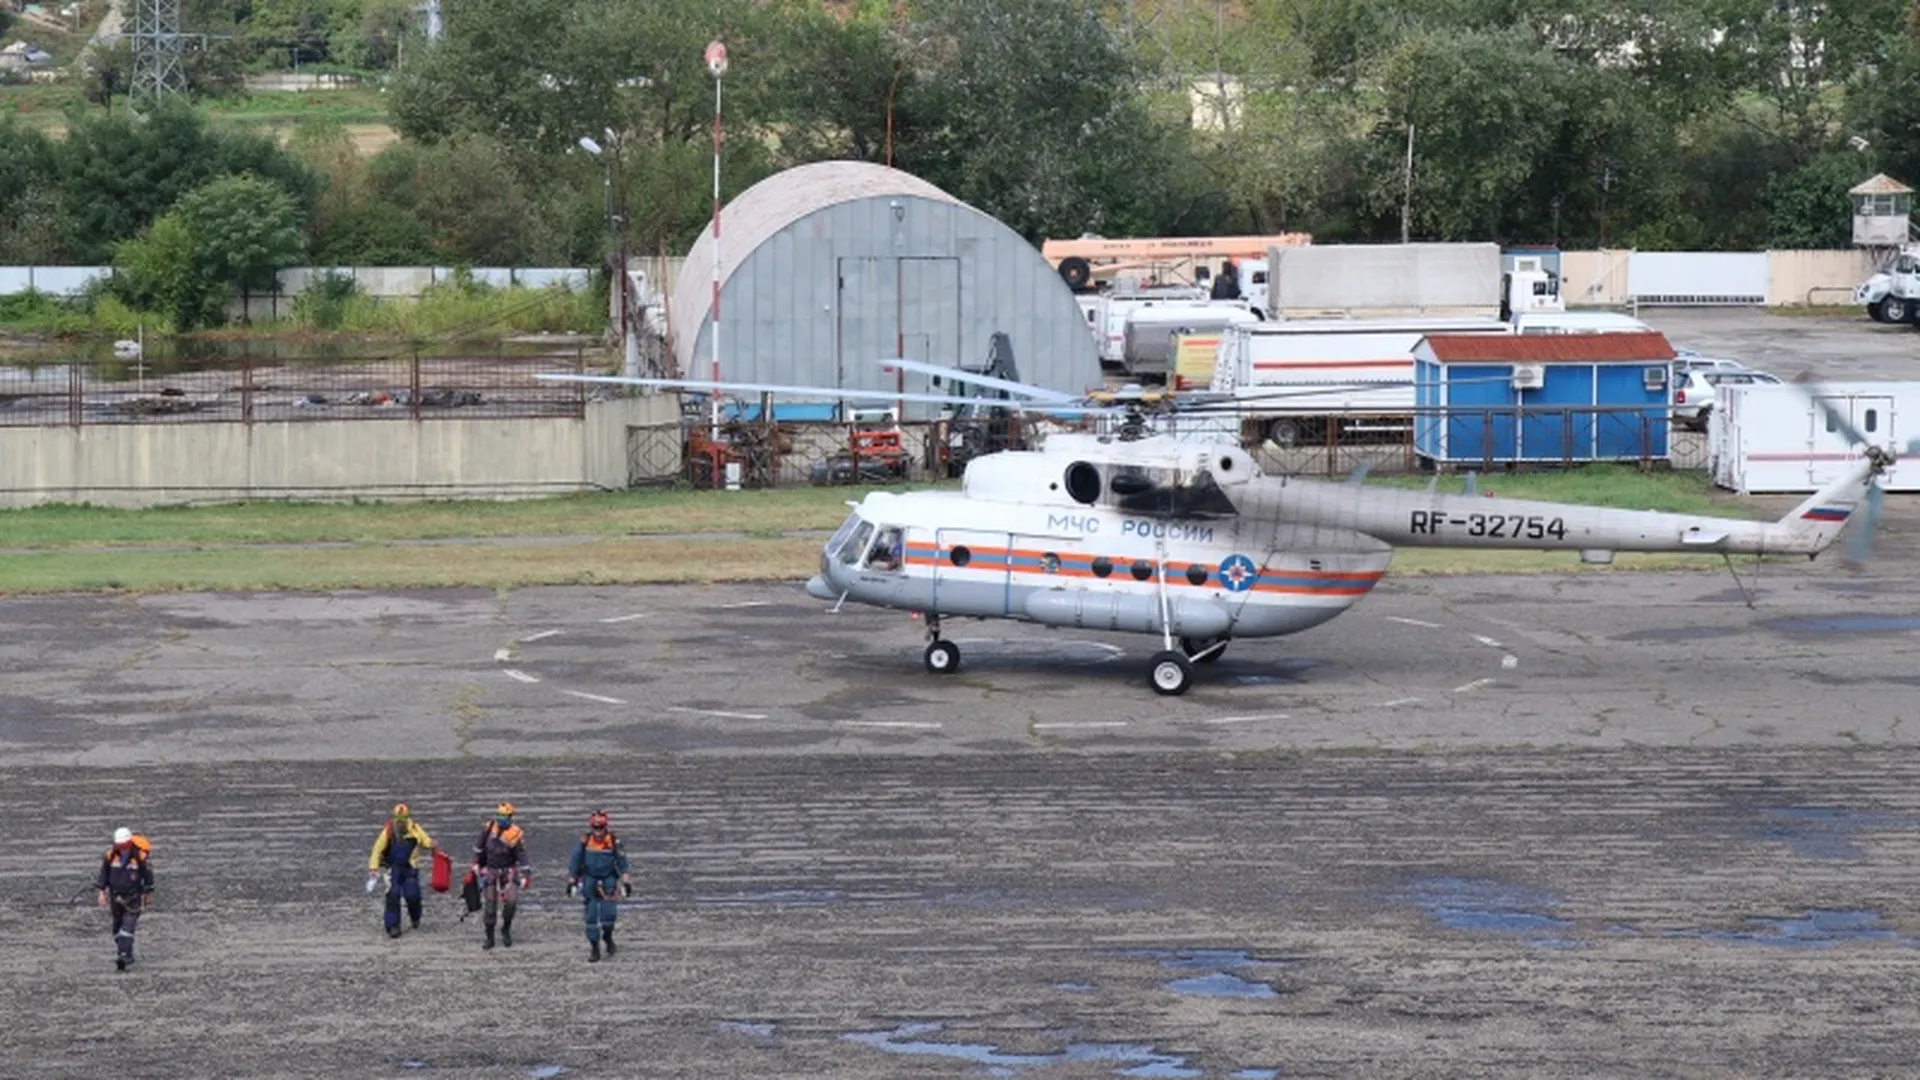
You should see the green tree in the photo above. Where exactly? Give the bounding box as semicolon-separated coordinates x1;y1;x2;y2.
54;102;319;263
174;174;308;294
114;214;222;331
112;175;307;330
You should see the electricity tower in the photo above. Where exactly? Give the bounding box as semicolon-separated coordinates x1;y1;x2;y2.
128;0;189;100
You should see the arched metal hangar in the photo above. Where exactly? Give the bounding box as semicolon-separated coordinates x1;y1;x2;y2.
668;160;1101;418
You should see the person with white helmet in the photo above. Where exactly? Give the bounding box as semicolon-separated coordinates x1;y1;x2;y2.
95;827;154;972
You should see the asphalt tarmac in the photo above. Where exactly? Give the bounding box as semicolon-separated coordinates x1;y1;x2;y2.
6;547;1920;1078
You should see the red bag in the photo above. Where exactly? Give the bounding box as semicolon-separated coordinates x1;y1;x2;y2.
429;848;453;893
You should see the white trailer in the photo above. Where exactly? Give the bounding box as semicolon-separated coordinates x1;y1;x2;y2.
1075;285;1259;374
1263;242;1504;317
1711;381;1916;493
1205;309;1659;445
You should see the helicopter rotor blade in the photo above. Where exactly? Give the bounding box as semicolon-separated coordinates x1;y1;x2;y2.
534;374;1124;417
876;358;1078;403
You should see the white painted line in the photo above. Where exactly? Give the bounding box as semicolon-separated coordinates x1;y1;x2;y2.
1471;634;1505;649
1379;697;1422;708
1500;654;1519;670
1387;616;1442;629
1204;713;1289;725
1453;677;1496;693
521;629;562;642
493;648;513;662
503;669;540;684
667;706;768;721
562;690;627;705
837;720;943;730
719;601;771;609
1033;721;1129;730
600;613;651;623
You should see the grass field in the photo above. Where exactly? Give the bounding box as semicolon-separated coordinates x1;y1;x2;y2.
0;467;1771;594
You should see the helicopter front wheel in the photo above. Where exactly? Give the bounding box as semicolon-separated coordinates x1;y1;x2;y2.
924;639;961;675
1148;651;1194;696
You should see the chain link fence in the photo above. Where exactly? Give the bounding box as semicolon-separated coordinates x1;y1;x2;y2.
620;406;1711;490
0;350;590;426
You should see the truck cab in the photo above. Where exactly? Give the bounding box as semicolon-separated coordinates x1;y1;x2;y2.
1855;244;1920;323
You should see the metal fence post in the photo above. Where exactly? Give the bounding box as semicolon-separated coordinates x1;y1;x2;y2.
69;359;82;428
410;351;422;422
242;353;254;424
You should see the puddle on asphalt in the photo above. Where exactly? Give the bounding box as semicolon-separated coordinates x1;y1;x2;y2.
842;1022;1201;1077
1762;614;1920;634
716;1020;777;1039
1394;877;1581;948
1164;972;1277;1000
1758;806;1918;861
1112;948;1289;1000
1658;909;1920;948
526;1068;566;1079
1054;981;1094;992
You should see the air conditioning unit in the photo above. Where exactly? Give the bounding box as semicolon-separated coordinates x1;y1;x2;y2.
1511;364;1545;390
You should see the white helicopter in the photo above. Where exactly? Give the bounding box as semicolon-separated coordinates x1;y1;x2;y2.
544;360;1905;695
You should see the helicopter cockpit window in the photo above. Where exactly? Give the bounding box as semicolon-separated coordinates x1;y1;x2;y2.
864;526;905;571
838;520;875;566
826;513;861;559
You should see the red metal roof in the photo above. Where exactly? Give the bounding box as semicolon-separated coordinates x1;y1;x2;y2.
1421;331;1675;363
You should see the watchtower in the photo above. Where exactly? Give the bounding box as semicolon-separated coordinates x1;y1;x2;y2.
1850;173;1914;249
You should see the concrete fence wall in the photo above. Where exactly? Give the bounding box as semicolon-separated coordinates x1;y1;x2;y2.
0;393;681;508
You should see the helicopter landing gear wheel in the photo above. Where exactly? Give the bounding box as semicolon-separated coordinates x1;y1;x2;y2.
924;639;960;675
1180;637;1227;664
1149;650;1194;696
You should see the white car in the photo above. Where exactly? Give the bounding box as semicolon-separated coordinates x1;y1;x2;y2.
1672;368;1781;431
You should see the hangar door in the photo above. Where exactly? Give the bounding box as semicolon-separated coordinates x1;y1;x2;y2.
837;257;962;416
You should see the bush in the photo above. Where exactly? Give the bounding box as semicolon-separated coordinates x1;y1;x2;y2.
289;271;366;331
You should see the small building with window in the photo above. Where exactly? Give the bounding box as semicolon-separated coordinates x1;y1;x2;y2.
1413;331;1677;467
1712;380;1918;493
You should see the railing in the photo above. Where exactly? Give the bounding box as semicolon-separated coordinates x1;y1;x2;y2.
621;405;1711;491
0;350;589;426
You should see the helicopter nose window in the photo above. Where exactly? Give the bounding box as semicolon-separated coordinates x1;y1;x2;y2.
864;526;904;571
839;520;875;566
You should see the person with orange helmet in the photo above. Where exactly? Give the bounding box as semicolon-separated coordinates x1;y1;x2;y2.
367;803;436;939
95;827;154;972
566;810;632;962
470;801;530;950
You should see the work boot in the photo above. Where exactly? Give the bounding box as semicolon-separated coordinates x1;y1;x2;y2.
116;955;128;972
589;940;601;963
501;910;515;948
410;916;421;930
483;926;495;950
602;928;616;957
387;926;402;939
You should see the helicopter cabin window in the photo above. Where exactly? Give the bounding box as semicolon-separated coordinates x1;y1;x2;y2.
1826;411;1838;433
838;520;874;566
1091;556;1113;579
825;513;863;561
1865;409;1878;433
1041;553;1061;574
864;526;905;571
949;545;972;567
1185;564;1208;586
1130;560;1152;581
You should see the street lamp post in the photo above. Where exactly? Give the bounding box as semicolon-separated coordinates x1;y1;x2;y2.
706;39;727;444
579;132;637;379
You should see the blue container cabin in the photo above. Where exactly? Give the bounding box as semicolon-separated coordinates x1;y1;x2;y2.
1412;332;1675;466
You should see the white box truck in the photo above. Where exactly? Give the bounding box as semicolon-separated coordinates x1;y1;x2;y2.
1712;381;1914;493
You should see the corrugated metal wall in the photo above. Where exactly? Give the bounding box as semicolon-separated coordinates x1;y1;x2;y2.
679;196;1101;419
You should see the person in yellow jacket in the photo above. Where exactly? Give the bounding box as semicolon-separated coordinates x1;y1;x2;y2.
367;803;436;938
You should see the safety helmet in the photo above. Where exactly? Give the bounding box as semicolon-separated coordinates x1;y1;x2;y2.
392;803;410;819
113;827;132;846
588;810;609;829
496;802;516;817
